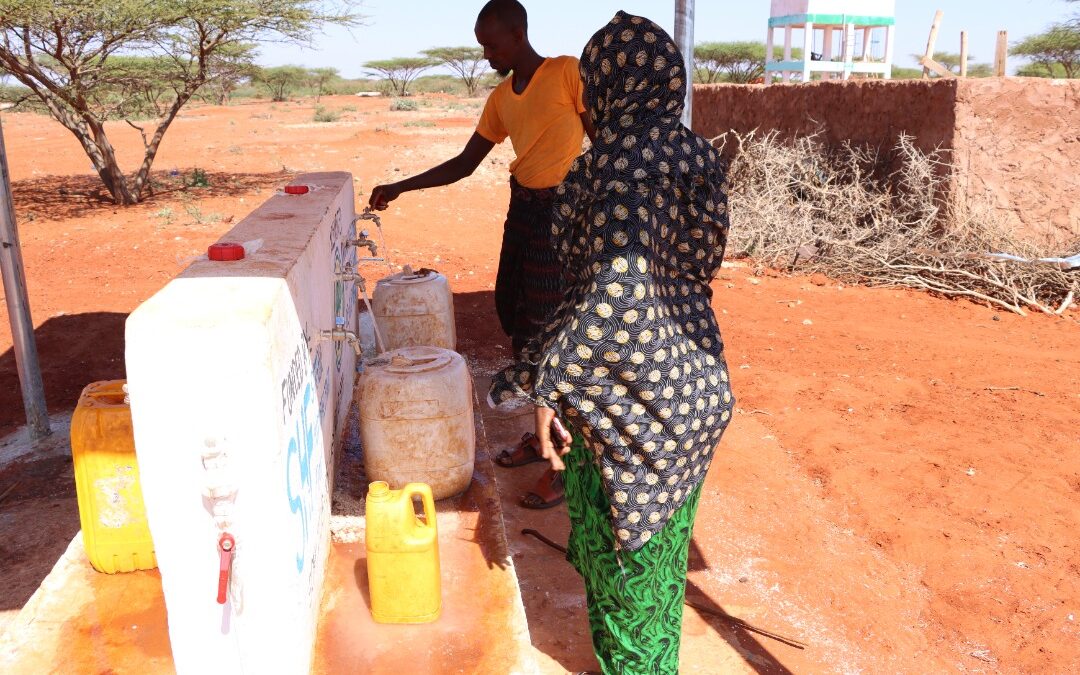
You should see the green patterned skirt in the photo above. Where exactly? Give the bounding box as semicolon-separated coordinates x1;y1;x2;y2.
563;432;703;675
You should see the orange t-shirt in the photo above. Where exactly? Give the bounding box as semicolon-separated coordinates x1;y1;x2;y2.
475;56;586;189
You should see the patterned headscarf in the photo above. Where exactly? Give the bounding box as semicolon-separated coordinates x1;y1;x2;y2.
490;11;735;551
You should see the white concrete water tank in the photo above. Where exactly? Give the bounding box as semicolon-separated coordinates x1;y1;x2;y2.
372;267;456;351
358;346;475;499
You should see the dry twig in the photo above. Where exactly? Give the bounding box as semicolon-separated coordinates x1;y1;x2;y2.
985;386;1046;397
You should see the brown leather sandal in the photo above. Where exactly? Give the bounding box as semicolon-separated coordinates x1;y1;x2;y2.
520;468;565;509
495;433;545;468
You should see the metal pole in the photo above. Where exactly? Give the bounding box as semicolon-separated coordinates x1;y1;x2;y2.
674;0;695;129
0;114;51;440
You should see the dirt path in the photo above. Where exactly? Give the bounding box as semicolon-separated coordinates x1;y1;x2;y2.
1;95;1078;672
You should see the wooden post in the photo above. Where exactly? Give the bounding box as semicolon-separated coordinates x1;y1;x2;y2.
994;30;1008;77
960;31;969;77
920;56;956;79
923;10;944;79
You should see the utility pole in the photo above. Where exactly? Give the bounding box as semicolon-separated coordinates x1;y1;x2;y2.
675;0;695;129
0;114;51;440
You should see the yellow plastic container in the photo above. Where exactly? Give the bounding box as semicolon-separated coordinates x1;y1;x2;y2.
365;481;441;623
70;380;156;574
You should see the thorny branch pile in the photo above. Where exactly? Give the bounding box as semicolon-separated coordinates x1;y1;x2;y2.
717;131;1078;317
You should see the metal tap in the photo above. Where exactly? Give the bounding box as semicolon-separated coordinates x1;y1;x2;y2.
336;266;368;295
349;228;379;257
321;317;363;358
352;209;387;263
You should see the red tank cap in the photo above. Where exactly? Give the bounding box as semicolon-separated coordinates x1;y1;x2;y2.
208;242;245;261
284;184;310;195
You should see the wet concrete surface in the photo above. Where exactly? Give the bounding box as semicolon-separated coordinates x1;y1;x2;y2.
2;373;853;675
314;386;534;674
0;534;175;674
2;382;535;674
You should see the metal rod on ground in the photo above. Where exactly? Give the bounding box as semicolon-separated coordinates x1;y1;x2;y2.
674;0;695;129
0;115;50;441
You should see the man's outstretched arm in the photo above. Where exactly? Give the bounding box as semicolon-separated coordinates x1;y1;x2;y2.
368;132;497;210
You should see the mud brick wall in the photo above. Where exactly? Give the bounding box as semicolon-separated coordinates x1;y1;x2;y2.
693;79;1080;244
952;78;1080;243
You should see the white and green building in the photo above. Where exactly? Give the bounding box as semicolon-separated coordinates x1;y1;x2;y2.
766;0;896;84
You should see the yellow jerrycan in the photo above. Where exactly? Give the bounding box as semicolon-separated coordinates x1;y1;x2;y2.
365;481;441;623
70;380;156;573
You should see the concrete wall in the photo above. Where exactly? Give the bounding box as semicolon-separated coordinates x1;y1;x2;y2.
125;172;358;674
693;78;1080;243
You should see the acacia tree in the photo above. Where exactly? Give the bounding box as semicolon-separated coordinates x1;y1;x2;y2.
199;43;259;106
0;0;360;205
364;57;436;96
308;66;340;102
1011;24;1080;78
422;47;488;97
694;42;768;84
256;64;308;101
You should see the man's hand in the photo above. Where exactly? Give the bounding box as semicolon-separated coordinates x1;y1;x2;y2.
535;406;572;471
368;183;402;211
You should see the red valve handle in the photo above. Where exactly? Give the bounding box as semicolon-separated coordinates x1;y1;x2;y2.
217;533;235;605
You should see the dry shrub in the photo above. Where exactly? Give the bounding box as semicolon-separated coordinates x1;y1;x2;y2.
716;130;1078;316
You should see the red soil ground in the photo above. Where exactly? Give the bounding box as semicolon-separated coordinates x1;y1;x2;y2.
1;95;1077;673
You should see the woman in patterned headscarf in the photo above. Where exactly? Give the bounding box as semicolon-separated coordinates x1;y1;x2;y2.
490;11;735;674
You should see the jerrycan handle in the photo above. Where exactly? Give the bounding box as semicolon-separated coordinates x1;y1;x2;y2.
403;483;436;531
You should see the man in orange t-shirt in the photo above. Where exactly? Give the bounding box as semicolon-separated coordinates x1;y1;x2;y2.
370;0;593;508
370;0;592;349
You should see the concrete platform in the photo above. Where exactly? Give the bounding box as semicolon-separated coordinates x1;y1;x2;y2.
0;382;536;674
1;367;924;674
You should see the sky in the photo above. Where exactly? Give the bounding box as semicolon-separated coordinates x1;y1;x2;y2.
257;0;1077;78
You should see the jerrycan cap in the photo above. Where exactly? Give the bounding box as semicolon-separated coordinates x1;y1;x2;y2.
380;264;439;286
208;242;245;261
380;347;453;374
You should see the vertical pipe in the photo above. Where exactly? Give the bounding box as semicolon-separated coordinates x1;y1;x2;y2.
674;0;695;127
0;115;51;440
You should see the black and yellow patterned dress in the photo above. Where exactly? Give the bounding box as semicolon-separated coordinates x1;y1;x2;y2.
490;12;735;672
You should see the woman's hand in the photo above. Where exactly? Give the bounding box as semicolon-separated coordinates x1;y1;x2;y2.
535;406;572;471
